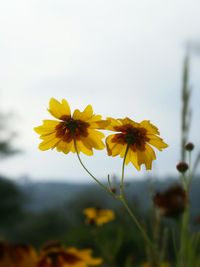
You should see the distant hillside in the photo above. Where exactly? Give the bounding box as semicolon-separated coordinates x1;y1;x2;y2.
20;181;90;212
19;177;200;219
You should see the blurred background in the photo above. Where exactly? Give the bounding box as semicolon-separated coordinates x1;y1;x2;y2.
0;1;200;265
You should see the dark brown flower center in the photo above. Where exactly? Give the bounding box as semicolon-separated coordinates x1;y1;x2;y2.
39;251;81;267
62;252;81;264
113;124;149;151
55;117;89;142
153;184;187;217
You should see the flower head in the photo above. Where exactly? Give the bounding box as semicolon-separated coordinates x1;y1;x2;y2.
153;184;187;217
34;98;108;155
185;142;194;151
176;162;189;173
0;241;37;267
83;207;115;226
105;117;168;170
38;241;102;267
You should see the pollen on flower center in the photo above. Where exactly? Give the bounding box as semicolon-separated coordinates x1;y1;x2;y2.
55;117;90;142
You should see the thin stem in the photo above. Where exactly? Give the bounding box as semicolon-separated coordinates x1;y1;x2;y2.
120;144;129;197
73;139;115;198
178;150;192;267
178;202;189;267
74;139;155;256
118;144;155;254
120;197;154;249
188;151;193;190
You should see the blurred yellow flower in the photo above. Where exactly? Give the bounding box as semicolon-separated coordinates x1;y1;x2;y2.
34;98;107;155
83;207;115;226
141;262;170;267
0;242;37;267
105;117;168;170
38;241;102;267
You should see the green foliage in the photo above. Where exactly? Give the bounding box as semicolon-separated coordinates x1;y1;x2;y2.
0;177;25;239
0;111;20;158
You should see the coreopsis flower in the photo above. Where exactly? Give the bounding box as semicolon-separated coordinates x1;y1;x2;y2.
105;117;168;170
83;207;115;226
38;241;102;267
34;98;108;155
153;184;187;217
0;242;37;267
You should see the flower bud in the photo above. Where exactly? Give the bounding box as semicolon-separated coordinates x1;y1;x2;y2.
176;162;189;173
185;142;194;151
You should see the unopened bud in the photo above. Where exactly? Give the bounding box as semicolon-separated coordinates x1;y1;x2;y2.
176;162;189;173
185;142;194;151
110;187;117;194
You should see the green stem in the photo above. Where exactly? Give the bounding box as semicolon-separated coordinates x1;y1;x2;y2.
73;139;115;198
118;144;155;255
178;202;189;267
120;196;154;249
188;151;193;190
74;139;155;259
178;150;193;267
119;144;129;198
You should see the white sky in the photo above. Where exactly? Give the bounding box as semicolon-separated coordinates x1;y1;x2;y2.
0;0;200;182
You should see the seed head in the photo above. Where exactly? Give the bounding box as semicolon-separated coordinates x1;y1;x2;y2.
185;142;194;151
176;162;189;173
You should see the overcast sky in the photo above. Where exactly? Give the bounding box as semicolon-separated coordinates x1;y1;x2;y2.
0;0;200;182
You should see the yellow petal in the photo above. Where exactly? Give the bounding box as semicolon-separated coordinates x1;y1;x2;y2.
81;104;93;120
89;114;102;122
105;117;121;131
83;137;105;151
77;140;93;156
119;117;139;128
72;109;82;120
128;149;140;170
73;105;93;121
67;140;76;153
140;120;160;135
88;129;105;139
137;144;156;170
55;140;70;154
147;135;168;151
48;98;71;119
39;132;57;140
109;143;123;156
83;208;97;219
89;120;109;129
39;137;60;151
34;120;59;134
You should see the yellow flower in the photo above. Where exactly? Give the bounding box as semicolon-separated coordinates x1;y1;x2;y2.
0;241;37;267
83;207;115;226
38;241;102;267
105;117;168;170
34;98;107;155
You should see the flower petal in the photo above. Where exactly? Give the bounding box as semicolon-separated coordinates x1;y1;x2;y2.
38;137;60;151
147;135;168;151
48;98;71;119
140;120;160;135
34;120;59;134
